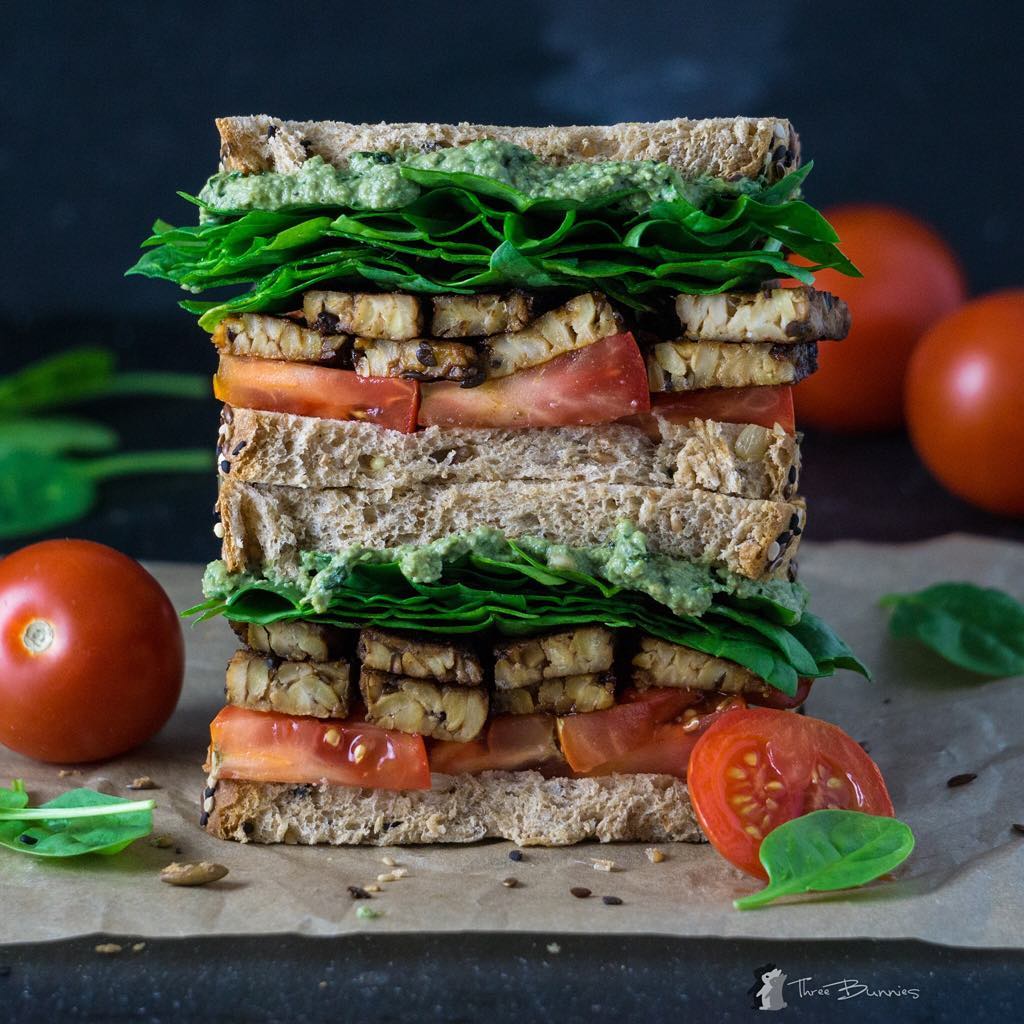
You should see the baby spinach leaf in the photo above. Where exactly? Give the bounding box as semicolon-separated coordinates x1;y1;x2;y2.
0;782;155;858
881;583;1024;678
734;810;915;910
0;416;119;455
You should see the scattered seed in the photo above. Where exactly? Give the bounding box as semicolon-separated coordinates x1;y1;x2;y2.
213;522;225;539
132;943;146;954
127;776;158;791
947;772;978;788
318;981;327;990
546;943;561;954
502;877;519;888
347;885;371;900
365;884;381;893
149;835;174;849
570;886;592;899
1011;824;1024;835
377;868;407;883
58;768;80;778
95;943;123;955
381;855;397;867
356;906;381;920
591;858;616;872
602;895;623;906
18;835;38;846
160;861;229;887
645;847;666;864
508;849;524;862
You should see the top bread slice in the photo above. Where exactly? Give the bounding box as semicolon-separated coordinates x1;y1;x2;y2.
215;115;800;183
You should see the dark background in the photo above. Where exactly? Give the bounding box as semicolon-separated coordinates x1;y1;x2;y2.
2;1;1022;560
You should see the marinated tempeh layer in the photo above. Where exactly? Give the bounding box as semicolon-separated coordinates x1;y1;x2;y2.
491;672;616;714
213;314;348;364
632;636;768;694
646;340;818;391
352;337;481;383
303;290;423;340
359;667;488;742
231;619;348;663
357;628;484;686
494;627;615;689
225;650;351;718
431;292;533;338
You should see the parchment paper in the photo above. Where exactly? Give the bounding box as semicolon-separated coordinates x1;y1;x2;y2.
2;536;1021;947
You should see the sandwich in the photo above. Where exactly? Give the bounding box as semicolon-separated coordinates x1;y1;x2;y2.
130;114;866;847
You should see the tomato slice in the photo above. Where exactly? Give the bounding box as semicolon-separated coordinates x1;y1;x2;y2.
418;332;650;429
687;708;895;879
747;678;813;710
214;354;420;432
556;700;656;773
208;706;431;791
430;713;564;774
621;385;795;438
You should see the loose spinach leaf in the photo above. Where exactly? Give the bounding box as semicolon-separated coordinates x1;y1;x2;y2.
0;417;119;455
734;810;915;910
0;781;155;858
881;583;1024;678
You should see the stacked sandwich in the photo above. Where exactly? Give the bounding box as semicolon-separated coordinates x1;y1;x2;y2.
132;115;865;847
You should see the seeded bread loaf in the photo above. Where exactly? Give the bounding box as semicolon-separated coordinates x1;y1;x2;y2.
216;115;800;184
216;477;801;580
220;408;797;501
205;771;702;846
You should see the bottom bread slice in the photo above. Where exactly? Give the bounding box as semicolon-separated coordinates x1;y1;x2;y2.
206;771;703;846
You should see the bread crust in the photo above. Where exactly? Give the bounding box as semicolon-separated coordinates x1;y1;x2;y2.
205;771;702;846
216;477;801;580
215;115;800;183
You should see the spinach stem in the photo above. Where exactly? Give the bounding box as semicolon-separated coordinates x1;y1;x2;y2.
0;799;155;821
80;449;211;481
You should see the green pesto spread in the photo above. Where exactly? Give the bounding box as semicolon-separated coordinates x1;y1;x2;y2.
202;521;807;619
197;140;737;214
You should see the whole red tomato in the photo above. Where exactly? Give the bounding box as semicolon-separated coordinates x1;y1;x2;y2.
905;291;1024;517
0;540;184;763
795;205;967;431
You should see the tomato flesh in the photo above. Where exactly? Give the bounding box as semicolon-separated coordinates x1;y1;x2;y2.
418;332;650;429
430;713;563;774
0;540;184;764
214;354;420;432
688;708;895;879
621;386;795;439
209;706;431;791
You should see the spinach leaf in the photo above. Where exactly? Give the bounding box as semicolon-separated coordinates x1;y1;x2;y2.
734;810;915;910
881;583;1024;677
0;781;155;858
0;417;119;455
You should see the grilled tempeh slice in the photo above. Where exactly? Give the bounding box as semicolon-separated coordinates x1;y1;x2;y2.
359;668;488;742
352;338;481;382
632;637;766;694
483;293;621;378
231;620;347;663
303;290;423;341
647;340;817;391
492;672;616;715
675;287;850;344
357;628;483;686
225;651;351;718
212;314;348;364
494;627;615;689
431;292;534;338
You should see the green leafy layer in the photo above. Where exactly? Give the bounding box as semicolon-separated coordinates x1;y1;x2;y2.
129;162;857;330
190;542;867;697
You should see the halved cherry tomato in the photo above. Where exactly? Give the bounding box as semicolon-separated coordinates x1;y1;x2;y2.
688;708;895;879
430;713;563;774
418;333;650;429
214;354;420;432
622;386;795;439
208;706;430;790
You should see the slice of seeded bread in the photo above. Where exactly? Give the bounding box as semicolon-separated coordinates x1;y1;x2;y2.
215;115;800;183
205;771;702;846
216;477;801;580
219;408;798;502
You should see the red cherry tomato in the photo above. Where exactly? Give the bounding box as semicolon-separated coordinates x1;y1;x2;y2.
214;354;420;432
905;290;1024;516
687;708;895;879
209;706;430;790
0;540;184;763
795;206;967;431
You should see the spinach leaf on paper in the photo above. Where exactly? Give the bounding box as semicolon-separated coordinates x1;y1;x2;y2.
734;810;915;910
0;781;155;858
881;583;1024;678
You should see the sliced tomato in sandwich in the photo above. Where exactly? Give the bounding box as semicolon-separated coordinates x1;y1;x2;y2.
621;385;795;438
208;706;431;790
214;354;420;432
418;332;650;429
430;713;564;774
